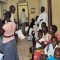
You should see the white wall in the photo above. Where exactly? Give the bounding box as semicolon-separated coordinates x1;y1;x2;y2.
52;0;60;33
39;0;48;13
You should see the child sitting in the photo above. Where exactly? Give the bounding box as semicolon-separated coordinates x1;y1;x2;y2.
47;47;60;60
28;18;35;40
36;30;43;48
44;36;59;56
36;26;48;48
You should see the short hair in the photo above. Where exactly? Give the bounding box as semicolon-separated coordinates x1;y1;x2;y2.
22;8;25;12
31;18;35;22
51;36;58;45
41;6;45;12
10;5;15;10
51;25;58;33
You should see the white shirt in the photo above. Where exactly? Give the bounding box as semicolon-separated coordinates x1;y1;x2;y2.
35;12;48;29
3;22;16;43
10;13;15;22
20;12;26;23
44;44;59;56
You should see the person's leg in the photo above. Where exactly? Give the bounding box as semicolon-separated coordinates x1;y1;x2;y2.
22;22;26;35
3;40;19;60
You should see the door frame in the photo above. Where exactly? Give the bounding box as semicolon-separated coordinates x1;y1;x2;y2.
17;2;29;27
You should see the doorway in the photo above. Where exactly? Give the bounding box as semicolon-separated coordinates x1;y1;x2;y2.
17;2;29;28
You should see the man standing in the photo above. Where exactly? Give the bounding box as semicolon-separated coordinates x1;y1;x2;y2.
2;5;16;25
9;5;16;22
35;7;48;29
20;8;27;35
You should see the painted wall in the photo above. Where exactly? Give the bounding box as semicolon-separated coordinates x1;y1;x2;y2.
27;0;40;22
52;0;60;33
0;4;2;19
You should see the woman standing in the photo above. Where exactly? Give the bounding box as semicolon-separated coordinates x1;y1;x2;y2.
2;11;19;60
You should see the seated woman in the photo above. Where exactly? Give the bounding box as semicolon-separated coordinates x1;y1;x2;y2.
47;47;60;60
36;25;60;48
44;36;59;56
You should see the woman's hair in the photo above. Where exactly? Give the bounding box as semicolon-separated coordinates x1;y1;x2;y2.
51;25;58;33
4;11;11;19
41;22;46;28
54;47;60;58
42;26;48;33
51;36;58;45
38;29;43;39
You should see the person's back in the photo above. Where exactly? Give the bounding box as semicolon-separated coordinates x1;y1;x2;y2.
2;11;19;60
2;11;16;43
3;22;16;43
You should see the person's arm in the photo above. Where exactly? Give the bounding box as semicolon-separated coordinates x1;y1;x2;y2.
0;27;5;35
44;45;48;54
36;14;43;24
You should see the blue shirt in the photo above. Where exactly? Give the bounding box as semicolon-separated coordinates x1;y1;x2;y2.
47;56;60;60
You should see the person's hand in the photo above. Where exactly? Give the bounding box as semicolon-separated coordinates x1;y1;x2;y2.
40;41;44;45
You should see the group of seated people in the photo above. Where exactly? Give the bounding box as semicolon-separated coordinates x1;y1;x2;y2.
27;16;60;60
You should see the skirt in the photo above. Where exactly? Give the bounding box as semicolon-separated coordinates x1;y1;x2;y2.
3;39;19;60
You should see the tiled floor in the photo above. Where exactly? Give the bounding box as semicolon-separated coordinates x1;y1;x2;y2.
17;37;32;60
